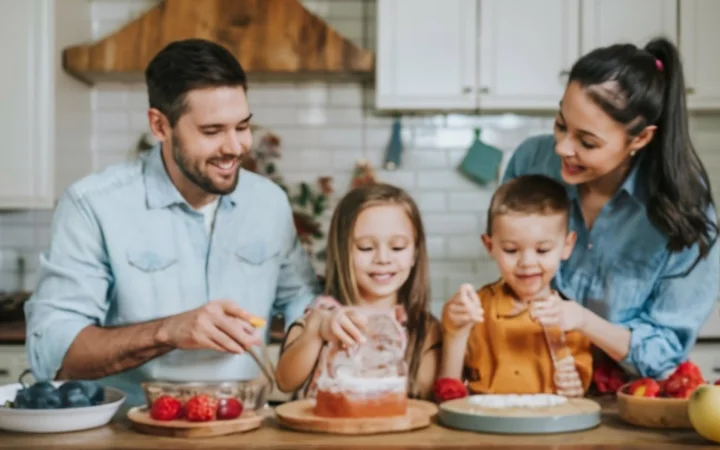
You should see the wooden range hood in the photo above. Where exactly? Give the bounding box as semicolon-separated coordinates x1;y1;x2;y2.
63;0;375;85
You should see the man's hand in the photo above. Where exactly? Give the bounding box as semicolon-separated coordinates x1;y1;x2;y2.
155;300;263;354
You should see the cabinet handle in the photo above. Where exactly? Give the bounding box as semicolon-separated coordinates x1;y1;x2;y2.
713;366;720;373
462;86;472;94
559;70;570;77
686;87;696;95
478;87;489;94
0;369;8;377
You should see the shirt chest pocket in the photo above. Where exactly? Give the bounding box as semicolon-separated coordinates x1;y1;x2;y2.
592;258;660;321
123;246;184;321
231;243;281;307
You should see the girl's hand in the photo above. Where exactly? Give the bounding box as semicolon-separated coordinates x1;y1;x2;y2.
530;292;587;331
553;356;584;397
318;307;368;348
442;284;484;335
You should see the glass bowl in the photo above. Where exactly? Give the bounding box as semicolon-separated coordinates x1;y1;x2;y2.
141;379;270;411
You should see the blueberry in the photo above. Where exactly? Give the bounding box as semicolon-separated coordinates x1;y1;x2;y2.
26;381;62;409
32;391;62;409
59;380;104;406
64;392;91;408
12;388;33;409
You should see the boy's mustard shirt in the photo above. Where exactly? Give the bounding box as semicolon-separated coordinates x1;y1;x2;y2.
454;279;593;395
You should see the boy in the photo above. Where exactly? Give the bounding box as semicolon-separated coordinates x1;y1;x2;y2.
439;174;592;397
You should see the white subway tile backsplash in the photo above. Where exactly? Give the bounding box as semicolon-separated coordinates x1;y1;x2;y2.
423;214;479;235
7;0;718;313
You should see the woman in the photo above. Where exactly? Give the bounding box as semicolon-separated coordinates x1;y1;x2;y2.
503;37;719;381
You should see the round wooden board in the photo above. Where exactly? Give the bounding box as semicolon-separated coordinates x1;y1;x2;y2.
127;406;264;438
438;397;601;435
275;399;437;435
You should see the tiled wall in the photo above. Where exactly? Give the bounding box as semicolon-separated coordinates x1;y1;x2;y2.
2;0;720;317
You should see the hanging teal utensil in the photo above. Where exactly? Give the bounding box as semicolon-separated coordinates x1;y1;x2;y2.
458;127;503;185
384;116;403;171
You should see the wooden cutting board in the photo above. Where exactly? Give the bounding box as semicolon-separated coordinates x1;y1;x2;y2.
127;406;264;438
439;396;601;434
275;399;437;435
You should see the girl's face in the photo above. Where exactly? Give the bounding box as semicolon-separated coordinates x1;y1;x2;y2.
351;204;416;308
553;81;653;187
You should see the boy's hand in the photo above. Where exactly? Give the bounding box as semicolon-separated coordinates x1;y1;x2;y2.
554;355;584;397
530;291;587;331
318;307;368;348
442;283;484;335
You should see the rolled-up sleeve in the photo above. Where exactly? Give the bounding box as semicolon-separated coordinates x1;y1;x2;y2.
619;233;720;378
24;190;112;381
271;198;321;328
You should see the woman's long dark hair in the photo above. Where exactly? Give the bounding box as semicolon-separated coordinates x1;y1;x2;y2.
568;37;717;258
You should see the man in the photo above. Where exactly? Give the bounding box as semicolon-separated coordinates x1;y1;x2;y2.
24;39;320;405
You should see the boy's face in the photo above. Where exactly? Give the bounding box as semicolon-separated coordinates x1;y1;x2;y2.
482;212;576;301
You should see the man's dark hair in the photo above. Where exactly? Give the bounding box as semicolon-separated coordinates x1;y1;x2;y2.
145;39;248;127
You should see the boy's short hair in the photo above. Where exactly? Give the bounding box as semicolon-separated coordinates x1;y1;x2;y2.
486;175;571;235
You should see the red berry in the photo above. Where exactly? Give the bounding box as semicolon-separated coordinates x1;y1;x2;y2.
184;394;217;422
217;398;243;420
150;395;182;421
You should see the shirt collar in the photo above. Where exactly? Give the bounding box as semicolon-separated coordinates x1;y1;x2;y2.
143;144;243;210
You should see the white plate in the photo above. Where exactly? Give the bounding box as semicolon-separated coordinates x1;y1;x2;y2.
0;381;126;433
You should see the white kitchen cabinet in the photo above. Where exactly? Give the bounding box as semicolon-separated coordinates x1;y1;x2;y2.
477;0;579;110
0;0;92;210
375;0;478;111
680;0;720;110
581;0;677;53
0;0;55;208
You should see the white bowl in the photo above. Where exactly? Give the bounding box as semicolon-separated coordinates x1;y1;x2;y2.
0;381;126;433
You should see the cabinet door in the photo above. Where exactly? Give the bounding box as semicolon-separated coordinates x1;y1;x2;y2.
477;0;580;110
581;0;677;53
680;0;720;110
0;0;55;208
375;0;478;111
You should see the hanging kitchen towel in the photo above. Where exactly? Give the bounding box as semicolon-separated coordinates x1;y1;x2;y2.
458;128;503;185
384;116;403;170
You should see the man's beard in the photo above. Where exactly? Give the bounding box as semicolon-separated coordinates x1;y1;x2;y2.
171;137;241;196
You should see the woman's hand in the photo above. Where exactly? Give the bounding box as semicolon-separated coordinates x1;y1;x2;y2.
530;292;587;331
442;283;484;336
318;307;368;348
553;355;584;397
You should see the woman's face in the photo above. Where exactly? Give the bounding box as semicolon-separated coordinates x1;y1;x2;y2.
553;81;652;186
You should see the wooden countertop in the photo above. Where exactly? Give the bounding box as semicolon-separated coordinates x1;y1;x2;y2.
0;397;716;449
0;321;25;344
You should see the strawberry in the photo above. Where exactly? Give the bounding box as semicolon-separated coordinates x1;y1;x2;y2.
628;378;661;397
217;398;243;420
184;394;217;422
150;395;182;421
433;378;468;403
674;361;705;383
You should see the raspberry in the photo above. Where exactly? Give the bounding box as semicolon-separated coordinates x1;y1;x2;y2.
184;394;217;422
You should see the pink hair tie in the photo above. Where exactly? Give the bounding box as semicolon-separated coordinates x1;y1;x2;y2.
655;58;664;72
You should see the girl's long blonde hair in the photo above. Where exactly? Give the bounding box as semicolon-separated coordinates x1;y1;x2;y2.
324;183;434;398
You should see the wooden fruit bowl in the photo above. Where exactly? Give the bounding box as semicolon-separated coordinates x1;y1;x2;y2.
616;382;691;429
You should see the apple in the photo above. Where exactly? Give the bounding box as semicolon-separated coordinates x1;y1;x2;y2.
688;384;720;444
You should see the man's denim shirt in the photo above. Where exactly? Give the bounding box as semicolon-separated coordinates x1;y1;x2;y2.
24;145;320;405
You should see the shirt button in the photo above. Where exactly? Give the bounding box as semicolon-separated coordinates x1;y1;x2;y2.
587;243;593;250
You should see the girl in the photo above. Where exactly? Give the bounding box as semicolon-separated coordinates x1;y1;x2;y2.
275;183;442;400
503;37;719;382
